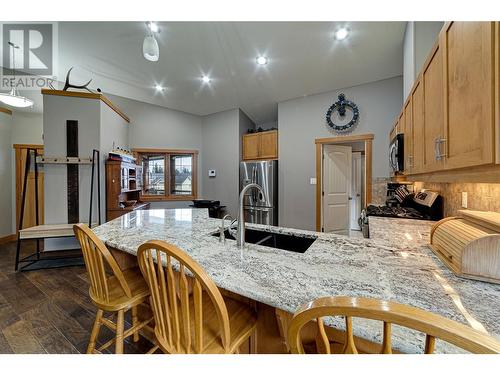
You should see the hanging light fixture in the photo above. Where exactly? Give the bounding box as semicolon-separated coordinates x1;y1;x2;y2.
0;42;34;108
0;87;34;108
143;22;159;62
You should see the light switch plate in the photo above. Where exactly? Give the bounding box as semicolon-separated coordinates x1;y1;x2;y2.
310;177;317;185
208;169;216;177
461;192;468;208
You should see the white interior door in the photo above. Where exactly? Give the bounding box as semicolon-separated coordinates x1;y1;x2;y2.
322;145;352;234
350;152;362;230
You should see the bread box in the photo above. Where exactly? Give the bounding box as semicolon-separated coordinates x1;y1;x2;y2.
430;210;500;284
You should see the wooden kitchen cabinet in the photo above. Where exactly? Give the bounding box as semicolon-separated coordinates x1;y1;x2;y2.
441;21;495;170
242;130;278;160
404;97;413;173
411;77;424;174
242;133;260;160
392;21;498;181
422;41;445;173
389;123;397;141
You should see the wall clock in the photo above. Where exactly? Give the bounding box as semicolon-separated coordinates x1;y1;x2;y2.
325;93;359;133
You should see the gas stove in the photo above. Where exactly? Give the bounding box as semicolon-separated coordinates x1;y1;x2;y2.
366;205;427;220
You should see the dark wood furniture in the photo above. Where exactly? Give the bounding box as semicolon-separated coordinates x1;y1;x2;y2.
106;160;150;221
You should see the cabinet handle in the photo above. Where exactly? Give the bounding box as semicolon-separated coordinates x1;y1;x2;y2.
439;137;447;159
435;137;447;161
407;155;413;168
434;138;440;160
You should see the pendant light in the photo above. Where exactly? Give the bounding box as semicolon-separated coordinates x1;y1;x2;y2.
0;87;34;108
0;42;34;108
143;22;159;62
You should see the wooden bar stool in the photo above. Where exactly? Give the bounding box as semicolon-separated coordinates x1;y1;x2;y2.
74;224;154;354
287;296;500;354
137;239;257;354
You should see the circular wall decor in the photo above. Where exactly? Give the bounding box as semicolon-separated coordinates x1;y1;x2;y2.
326;93;359;133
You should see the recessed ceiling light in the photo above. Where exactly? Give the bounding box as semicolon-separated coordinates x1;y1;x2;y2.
201;75;211;83
256;56;268;65
155;84;164;91
334;28;349;41
148;22;159;33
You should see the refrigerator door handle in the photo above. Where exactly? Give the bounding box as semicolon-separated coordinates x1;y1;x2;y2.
251;165;258;202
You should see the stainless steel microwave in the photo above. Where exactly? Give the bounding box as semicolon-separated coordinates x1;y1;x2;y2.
389;134;404;172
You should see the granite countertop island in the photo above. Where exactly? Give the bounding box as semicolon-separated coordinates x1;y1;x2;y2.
93;208;500;353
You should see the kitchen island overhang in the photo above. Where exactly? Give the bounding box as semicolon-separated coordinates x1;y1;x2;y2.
92;208;500;353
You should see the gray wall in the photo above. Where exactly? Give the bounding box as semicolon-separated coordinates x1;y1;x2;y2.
201;109;240;217
238;110;257;159
107;94;203;208
403;22;415;101
414;22;444;74
43;95;101;231
99;102;129;220
0;112;13;237
9;112;44;233
43;95;102;249
403;21;443;100
278;76;403;230
10;112;43;144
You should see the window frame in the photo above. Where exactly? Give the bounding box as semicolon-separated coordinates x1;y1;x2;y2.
133;148;198;201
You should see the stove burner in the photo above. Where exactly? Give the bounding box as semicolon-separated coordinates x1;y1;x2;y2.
366;205;426;220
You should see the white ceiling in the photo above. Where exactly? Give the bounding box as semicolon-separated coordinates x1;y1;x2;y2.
14;22;406;123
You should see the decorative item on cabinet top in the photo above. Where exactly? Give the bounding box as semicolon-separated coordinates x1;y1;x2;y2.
326;93;359;133
62;67;98;93
430;210;500;284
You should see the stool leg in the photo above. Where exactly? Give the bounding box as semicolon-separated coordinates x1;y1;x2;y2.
115;309;125;354
87;309;103;354
14;236;21;271
131;306;139;342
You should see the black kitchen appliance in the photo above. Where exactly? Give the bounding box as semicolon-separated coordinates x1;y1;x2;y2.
190;199;226;218
389;133;404;173
366;188;443;221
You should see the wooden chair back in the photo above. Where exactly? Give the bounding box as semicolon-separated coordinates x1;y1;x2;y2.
288;296;500;354
137;240;231;353
73;223;132;304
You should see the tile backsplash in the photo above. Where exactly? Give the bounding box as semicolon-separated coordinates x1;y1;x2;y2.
371;177;391;205
414;182;500;217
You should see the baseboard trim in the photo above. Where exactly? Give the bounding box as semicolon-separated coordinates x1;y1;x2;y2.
0;234;16;245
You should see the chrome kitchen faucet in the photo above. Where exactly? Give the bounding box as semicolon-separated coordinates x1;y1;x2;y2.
237;183;267;248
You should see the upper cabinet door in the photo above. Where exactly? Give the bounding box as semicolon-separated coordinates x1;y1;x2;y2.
442;21;495;169
259;130;278;159
404;99;413;174
422;42;446;173
411;78;424;174
242;133;260;160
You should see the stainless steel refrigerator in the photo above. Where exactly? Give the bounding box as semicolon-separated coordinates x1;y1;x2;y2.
239;160;278;226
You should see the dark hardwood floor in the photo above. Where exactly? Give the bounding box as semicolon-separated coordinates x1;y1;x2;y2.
0;240;154;354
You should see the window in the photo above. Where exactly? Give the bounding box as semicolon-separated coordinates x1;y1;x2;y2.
134;149;198;200
170;155;192;195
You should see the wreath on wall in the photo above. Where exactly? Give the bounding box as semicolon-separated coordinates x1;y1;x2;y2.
325;93;359;133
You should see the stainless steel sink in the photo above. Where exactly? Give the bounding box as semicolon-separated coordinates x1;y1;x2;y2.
212;228;316;253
